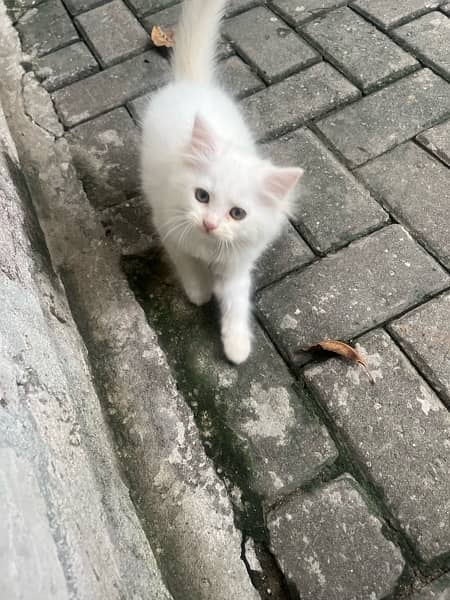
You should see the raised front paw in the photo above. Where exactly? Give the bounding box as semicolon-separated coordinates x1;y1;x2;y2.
184;285;212;306
223;332;251;365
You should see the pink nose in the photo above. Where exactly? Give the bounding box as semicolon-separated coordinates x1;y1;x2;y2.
203;219;217;233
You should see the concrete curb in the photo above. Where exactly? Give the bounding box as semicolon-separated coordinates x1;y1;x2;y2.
0;77;172;600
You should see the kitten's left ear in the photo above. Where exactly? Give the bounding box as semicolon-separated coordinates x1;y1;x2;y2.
263;166;304;201
184;115;217;168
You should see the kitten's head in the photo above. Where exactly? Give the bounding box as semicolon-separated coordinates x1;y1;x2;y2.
170;116;303;253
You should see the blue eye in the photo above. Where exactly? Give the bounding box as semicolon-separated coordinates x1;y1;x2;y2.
195;188;210;203
230;207;246;220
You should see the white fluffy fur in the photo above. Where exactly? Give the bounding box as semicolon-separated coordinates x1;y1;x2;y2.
141;0;303;364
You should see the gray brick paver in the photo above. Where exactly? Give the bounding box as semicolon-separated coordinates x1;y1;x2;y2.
256;225;450;364
223;6;319;84
389;292;450;407
141;2;180;30
316;68;450;167
356;142;450;268
33;41;98;92
266;128;388;253
393;11;450;81
62;0;105;15
416;119;450;166
225;0;258;16
304;329;450;562
241;61;360;142
127;94;149;125
269;476;405;600
7;0;47;21
269;0;347;26
303;7;418;92
218;55;264;99
17;0;79;57
53;50;170;127
75;0;150;68
351;0;444;30
255;222;314;289
66;107;140;207
411;575;450;599
126;0;179;18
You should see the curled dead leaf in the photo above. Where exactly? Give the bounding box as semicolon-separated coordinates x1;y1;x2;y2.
151;25;175;48
305;340;375;384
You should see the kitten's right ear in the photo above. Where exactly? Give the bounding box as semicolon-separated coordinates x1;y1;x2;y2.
183;115;216;168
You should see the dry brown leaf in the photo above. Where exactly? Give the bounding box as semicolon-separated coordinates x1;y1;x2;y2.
306;340;375;384
151;25;175;48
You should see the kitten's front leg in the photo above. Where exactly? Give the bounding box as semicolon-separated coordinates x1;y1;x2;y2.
215;270;252;365
165;244;212;306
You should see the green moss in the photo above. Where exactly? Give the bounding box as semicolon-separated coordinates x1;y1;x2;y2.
124;254;268;542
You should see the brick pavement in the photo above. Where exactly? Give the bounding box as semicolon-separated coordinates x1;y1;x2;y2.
9;0;450;598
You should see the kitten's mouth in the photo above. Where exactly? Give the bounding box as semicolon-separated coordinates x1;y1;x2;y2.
201;225;217;236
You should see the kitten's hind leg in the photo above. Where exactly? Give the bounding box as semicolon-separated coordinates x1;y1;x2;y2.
215;271;252;365
165;244;212;306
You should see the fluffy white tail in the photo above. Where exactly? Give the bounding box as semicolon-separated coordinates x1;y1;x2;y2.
172;0;228;83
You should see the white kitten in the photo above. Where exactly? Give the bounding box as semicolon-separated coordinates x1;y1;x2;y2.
141;0;303;364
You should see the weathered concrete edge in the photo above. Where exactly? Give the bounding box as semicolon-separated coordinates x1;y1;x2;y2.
0;5;259;600
0;73;173;600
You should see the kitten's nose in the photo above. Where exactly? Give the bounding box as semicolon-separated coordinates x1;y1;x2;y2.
203;219;218;233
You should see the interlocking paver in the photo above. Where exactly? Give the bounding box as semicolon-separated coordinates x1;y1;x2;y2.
6;0;47;22
269;0;347;26
223;6;319;84
16;0;79;57
126;0;178;18
393;12;450;80
141;2;180;29
255;222;314;289
389;292;450;407
356;142;450;268
241;61;360;141
53;50;169;127
316;68;450;167
75;0;150;68
219;55;264;99
416;119;450;166
33;41;98;92
268;476;405;600
66;107;140;207
127;94;149;124
225;0;258;17
62;0;104;16
304;330;450;562
267;129;388;253
351;0;444;30
137;263;337;503
303;7;418;92
256;225;450;364
411;574;450;599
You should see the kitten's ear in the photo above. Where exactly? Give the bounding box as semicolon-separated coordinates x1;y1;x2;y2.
184;115;216;167
263;166;304;201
